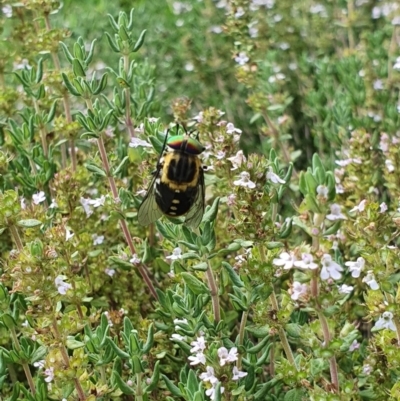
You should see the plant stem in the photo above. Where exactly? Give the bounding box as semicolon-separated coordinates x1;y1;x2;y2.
347;0;355;50
259;244;297;368
9;224;23;251
51;316;87;400
393;317;400;346
312;214;339;392
123;54;135;137
10;327;36;394
237;310;248;369
205;260;220;322
43;11;73;169
84;97;157;299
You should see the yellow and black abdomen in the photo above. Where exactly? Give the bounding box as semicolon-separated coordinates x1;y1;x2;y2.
155;151;201;217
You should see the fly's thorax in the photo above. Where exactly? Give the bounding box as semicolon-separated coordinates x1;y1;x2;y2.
167;135;205;155
160;151;201;190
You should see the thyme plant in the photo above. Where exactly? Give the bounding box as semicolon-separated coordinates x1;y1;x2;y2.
1;1;400;401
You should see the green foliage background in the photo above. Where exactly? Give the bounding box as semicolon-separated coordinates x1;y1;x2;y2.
1;0;400;400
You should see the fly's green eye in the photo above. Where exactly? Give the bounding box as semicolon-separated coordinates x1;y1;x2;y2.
167;135;205;155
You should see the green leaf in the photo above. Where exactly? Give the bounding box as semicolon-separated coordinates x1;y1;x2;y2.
72;58;86;77
108;256;134;271
222;262;244;287
203;197;219;223
132;29;147;52
16;219;42;228
112;370;135;395
1;313;16;329
84;162;107;177
66;338;85;349
284;389;307;401
161;374;182;397
181;272;210;295
246;333;270;354
93;73;109;95
61;72;81;96
144;360;160;392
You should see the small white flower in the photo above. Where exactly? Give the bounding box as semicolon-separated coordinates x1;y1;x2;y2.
338;284;354;294
393;16;400;26
188;352;206;365
394;57;400;71
129;137;153;148
105;268;116;277
20;197;26;210
2;5;12;17
21;319;29;327
310;4;327;15
226;122;242;135
227;150;246;170
190;336;207;353
345;257;365;278
249;25;258;38
385;159;395;172
363;364;372;375
193;111;204;122
235;52;249;65
232;366;248;381
170;333;186;341
350;199;366;213
200;366;218;384
216;150;226;160
130;254;141;265
174;318;188;330
273;251;297;270
205;381;225;401
49;199;58;208
92;234;105;245
185;62;194;71
32;191;46;205
89;195;106;208
316;185;328;199
210;25;223;34
374;311;396;331
233;172;256;189
33;360;45;369
266;167;285;184
55;275;72;295
294;253;318;270
290;281;308;301
134;123;145;134
44;366;54;382
349;339;360;352
373;79;383;90
65;229;74;241
218;347;238;366
227;193;236;207
80;197;93;217
166;247;183;260
379;202;388;213
362;270;379;290
235;6;245;18
320;254;343;281
326;203;347;221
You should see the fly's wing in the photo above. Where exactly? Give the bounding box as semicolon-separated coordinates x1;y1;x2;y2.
137;174;163;226
137;130;171;226
184;169;205;229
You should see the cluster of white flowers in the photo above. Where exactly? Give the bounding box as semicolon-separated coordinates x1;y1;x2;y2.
80;195;106;217
170;330;247;400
